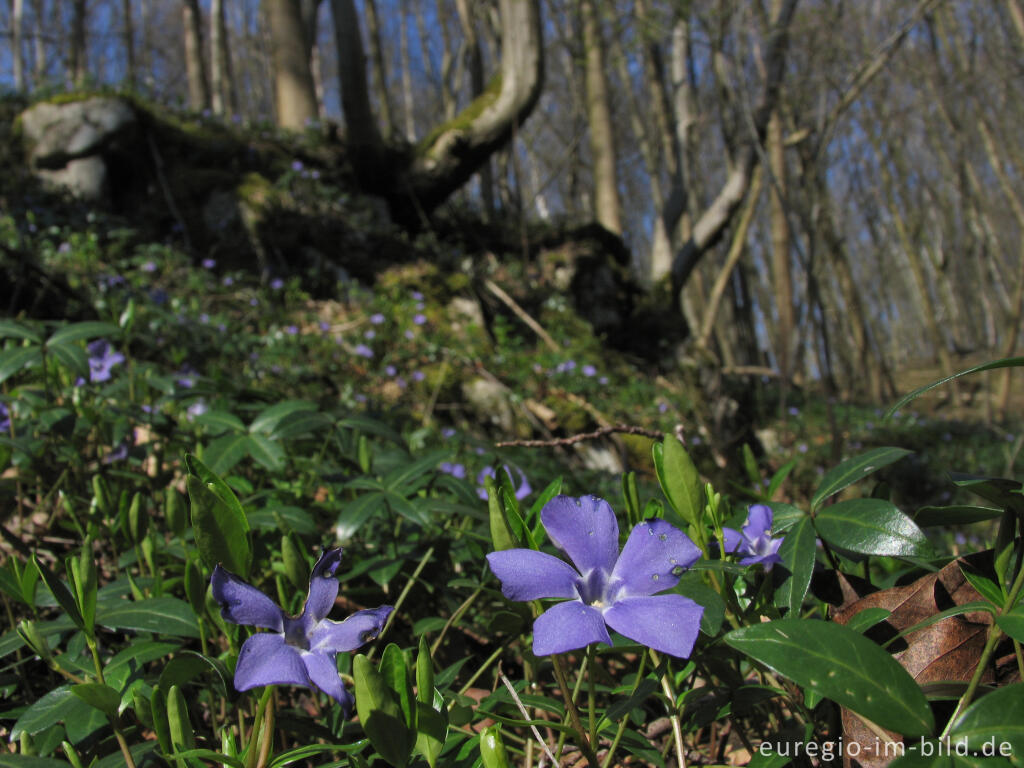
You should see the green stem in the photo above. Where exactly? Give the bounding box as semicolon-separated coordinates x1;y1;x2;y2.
586;646;597;748
373;545;434;652
601;652;647;768
649;650;686;768
551;653;601;767
245;687;275;768
431;585;482;657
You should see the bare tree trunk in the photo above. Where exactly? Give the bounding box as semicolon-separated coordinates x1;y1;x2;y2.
455;0;493;216
668;0;798;310
69;0;87;87
399;1;416;140
210;0;237;115
332;0;381;151
121;0;135;88
265;0;318;128
767;108;794;384
33;0;46;83
436;0;456;120
580;0;621;234
363;0;393;139
183;0;210;110
12;0;25;91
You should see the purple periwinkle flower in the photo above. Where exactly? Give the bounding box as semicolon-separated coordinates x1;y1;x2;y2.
0;402;9;432
404;330;415;340
186;400;209;421
582;365;596;377
477;465;531;500
286;325;299;335
223;276;234;286
487;496;703;658
364;330;376;340
385;365;397;377
211;549;392;710
411;291;424;301
439;461;467;479
412;370;425;382
270;278;284;290
141;260;157;272
413;313;427;326
369;313;385;325
354;344;374;359
87;340;125;383
176;365;198;389
291;160;304;172
722;504;783;571
202;258;216;269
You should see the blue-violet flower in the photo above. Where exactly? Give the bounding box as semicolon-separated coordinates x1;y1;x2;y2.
211;549;392;711
487;495;703;658
722;504;783;571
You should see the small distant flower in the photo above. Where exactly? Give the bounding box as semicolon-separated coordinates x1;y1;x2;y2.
270;278;284;290
58;242;71;254
149;289;168;305
364;330;376;340
211;549;392;711
385;365;397;376
477;465;531;501
582;364;596;377
787;406;800;417
723;505;783;571
250;297;259;307
354;344;374;359
354;394;367;403
598;376;608;385
411;291;424;301
415;302;425;311
319;321;330;332
442;428;456;439
202;258;216;269
395;377;407;389
439;461;467;479
199;313;210;324
413;314;426;326
141;260;157;272
104;430;136;464
87;340;125;383
291;160;304;172
286;325;299;335
311;170;320;180
691;436;702;446
176;365;198;389
223;276;234;286
658;403;668;414
370;313;385;325
797;442;808;453
404;330;415;340
487;495;703;658
186;401;209;421
411;371;425;382
0;403;9;432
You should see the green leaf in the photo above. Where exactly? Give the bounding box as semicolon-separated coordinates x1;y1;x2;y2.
337;414;404;445
414;698;447;768
724;619;934;737
479;725;511;768
488;478;518;552
949;474;1024;513
194;410;246;434
415;636;434;705
777;516;816;615
248;400;318;435
886;356;1024;418
11;685;105;743
0;757;72;767
32;556;84;631
246;434;286;472
0;320;42;343
768;501;807;533
186;471;251;577
167;684;196;752
45;322;120;348
811;447;911;511
996;605;1024;643
383;450;448;493
203;433;251;476
960;566;1005;607
46;342;88;377
655;436;702;527
380;644;415;732
353;654;413;768
0;347;42;384
71;683;121;719
185;453;248;524
97;597;201;638
914;505;1004;527
815;498;933;557
269;409;332;440
845;607;892;634
948;683;1024;757
335;493;385;540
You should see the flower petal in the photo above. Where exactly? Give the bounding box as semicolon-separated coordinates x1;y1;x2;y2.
233;632;307;691
743;504;773;540
304;549;344;624
211;565;284;631
486;550;581;601
610;519;701;597
603;594;703;659
721;528;743;553
532;600;611;656
541;495;619;577
301;649;354;709
308;605;393;654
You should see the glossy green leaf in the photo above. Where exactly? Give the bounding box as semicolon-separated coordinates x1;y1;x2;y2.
45;322;120;347
948;683;1024;757
0;347;42;384
811;447;911;511
248;400;317;435
724;619;934;737
246;434;286;472
815;498;933;557
46;342;87;376
995;604;1024;644
479;725;510;768
335;493;385;540
379;643;415;731
97;597;200;638
777;516;816;615
10;685;104;743
487;477;517;552
71;683;120;719
270;409;332;440
845;607;892;634
960;566;1004;607
353;654;413;768
949;474;1024;513
415;636;434;705
655;436;702;527
203;433;250;476
914;505;1004;527
186;473;251;576
0;320;42;343
185;454;247;524
32;556;84;631
768;502;807;533
167;684;195;752
193;410;246;434
414;698;447;768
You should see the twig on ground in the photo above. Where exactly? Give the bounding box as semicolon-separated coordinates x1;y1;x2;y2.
496;424;665;448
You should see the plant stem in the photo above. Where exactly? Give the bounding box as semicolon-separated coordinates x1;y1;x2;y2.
551;653;601;767
649;650;686;768
374;545;434;649
601;652;647;768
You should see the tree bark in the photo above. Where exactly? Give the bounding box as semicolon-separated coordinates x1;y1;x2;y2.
265;0;318;128
210;0;237;115
398;0;416;140
767;108;794;383
668;0;798;310
121;0;135;88
69;0;87;87
455;0;494;216
182;0;210;110
580;0;621;235
12;0;25;91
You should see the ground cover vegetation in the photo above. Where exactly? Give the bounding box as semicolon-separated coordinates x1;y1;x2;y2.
3;1;1024;766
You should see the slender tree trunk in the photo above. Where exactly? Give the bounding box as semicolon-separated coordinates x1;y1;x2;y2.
12;0;25;91
121;0;135;88
33;0;46;83
69;0;87;87
265;0;318;128
580;0;621;234
399;1;416;140
436;0;456;120
332;0;381;151
363;0;393;139
210;0;237;115
183;0;210;110
455;0;493;216
767;107;795;384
